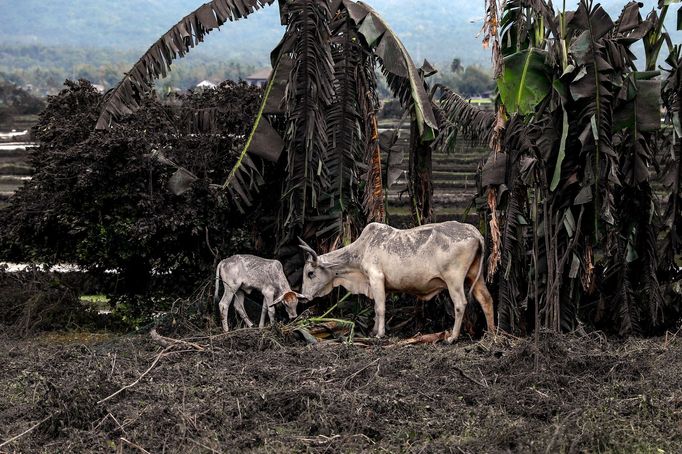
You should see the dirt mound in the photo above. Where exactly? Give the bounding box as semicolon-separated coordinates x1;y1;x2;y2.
0;329;680;453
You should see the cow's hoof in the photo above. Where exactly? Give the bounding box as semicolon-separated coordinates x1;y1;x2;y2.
446;335;458;344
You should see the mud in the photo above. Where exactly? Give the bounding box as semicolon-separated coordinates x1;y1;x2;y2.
1;328;680;453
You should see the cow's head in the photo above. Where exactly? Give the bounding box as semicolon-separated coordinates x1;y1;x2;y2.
270;291;305;320
298;238;335;299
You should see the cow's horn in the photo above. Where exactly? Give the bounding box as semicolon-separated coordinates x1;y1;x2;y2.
297;236;319;263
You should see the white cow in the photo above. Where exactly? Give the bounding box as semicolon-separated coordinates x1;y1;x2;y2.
214;255;305;332
299;222;495;343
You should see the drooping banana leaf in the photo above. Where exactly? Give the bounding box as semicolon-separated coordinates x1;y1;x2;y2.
95;0;275;129
343;0;438;142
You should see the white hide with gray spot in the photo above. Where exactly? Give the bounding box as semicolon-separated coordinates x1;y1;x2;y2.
214;255;304;332
300;221;496;343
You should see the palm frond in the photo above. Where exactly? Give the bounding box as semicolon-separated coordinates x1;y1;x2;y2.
316;4;380;245
280;0;335;240
435;85;495;153
96;0;275;129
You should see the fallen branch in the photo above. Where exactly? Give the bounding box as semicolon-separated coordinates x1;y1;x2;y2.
0;414;54;449
150;328;205;351
386;331;447;348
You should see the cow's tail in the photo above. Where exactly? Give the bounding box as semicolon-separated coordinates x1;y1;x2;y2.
214;261;222;307
468;236;485;300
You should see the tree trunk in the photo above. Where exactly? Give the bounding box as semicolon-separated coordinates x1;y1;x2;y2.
409;120;433;225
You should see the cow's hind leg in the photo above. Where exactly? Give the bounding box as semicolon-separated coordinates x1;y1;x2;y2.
444;274;468;344
467;257;496;335
233;290;254;328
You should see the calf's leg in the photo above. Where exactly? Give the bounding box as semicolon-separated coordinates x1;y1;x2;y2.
218;287;236;332
233;290;254;328
260;291;275;328
259;300;268;328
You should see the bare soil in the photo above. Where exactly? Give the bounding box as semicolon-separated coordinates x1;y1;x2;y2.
1;328;681;453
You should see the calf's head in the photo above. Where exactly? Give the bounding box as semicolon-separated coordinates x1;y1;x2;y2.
299;238;335;299
271;291;305;320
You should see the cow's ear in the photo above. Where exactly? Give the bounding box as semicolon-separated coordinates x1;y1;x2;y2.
294;292;307;300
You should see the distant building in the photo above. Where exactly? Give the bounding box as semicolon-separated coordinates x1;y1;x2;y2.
246;68;272;87
196;80;218;90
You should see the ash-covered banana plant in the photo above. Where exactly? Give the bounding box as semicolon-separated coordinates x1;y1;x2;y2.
96;0;438;280
439;0;681;335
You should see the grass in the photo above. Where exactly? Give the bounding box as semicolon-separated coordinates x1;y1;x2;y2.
79;294;110;312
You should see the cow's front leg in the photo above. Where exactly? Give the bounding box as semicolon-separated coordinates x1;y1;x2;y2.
368;273;386;338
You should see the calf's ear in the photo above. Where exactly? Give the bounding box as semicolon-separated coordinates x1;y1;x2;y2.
270;294;285;307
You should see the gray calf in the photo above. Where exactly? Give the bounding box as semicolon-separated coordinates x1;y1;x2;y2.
214;255;304;332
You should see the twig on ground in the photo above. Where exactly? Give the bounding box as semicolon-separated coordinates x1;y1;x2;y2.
453;365;489;388
342;358;381;389
98;346;172;404
188;437;224;453
120;437;152;454
0;414;54;449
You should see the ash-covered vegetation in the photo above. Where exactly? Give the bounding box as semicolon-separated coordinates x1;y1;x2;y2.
0;80;274;322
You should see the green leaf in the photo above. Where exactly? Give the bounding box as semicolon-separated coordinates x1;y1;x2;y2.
550;108;569;191
497;49;551;115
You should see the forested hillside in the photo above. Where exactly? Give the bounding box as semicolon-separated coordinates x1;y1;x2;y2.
0;0;678;93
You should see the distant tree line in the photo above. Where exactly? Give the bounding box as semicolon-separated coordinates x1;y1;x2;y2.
0;44;259;95
0;81;45;125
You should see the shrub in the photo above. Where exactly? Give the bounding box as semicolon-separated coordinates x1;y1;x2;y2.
1;80;264;313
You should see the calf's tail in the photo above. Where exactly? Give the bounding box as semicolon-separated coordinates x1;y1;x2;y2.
468;237;485;300
214;262;222;307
